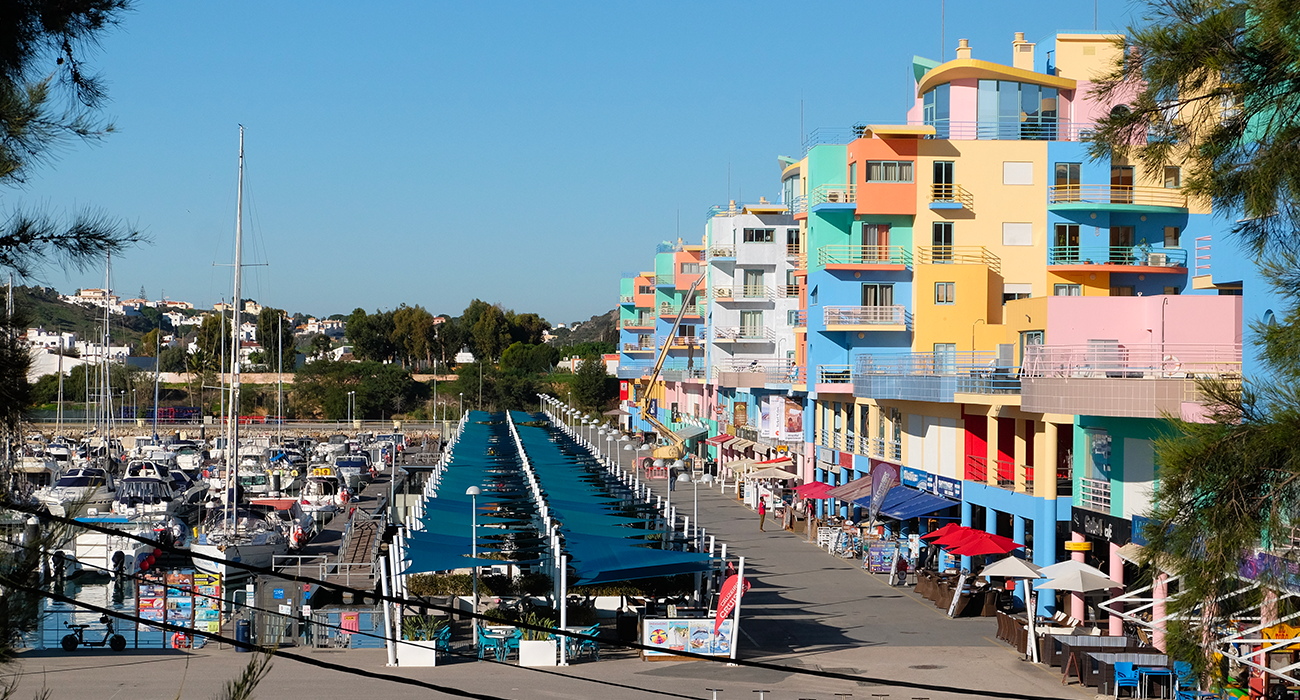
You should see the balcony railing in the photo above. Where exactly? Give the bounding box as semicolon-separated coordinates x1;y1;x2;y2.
1079;477;1112;513
854;351;1022;402
1047;245;1189;268
786;243;801;259
654;274;675;286
823;305;911;328
778;284;801;298
810;184;856;207
915;245;1002;274
930;183;974;210
817;244;912;267
904;117;1090;142
714;326;775;342
623;342;655;353
714;359;803;385
1195;235;1212;276
1048;184;1189;208
816;364;853;384
964;455;1046;493
867;436;903;462
791;195;807;215
712;285;772;301
659;334;706;348
1021;343;1242;380
792;309;807;327
658;303;702;317
706;202;787;219
621;318;654;328
706;245;736;260
619;295;634;304
844;429;857;454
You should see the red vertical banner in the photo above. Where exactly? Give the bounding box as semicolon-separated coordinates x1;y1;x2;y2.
714;573;751;634
620;381;629;401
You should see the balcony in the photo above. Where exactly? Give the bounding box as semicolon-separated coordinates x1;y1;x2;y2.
654;274;675;287
714;359;802;388
810;184;856;210
1048;184;1189;211
791;195;807;217
963;455;1061;495
930;183;974;211
1079;477;1112;513
706;202;787;219
815;364;853;385
616;360;654;379
915;246;1001;274
1047;245;1188;272
823;305;911;332
792;310;807;328
816;244;912;270
621;318;654;329
853;351;1022;403
712;285;773;302
623;342;655;354
786;243;801;259
714;326;775;343
870;437;903;463
1020;342;1242;418
659;362;707;381
903;117;1088;142
706;245;735;261
779;284;801;298
658;303;702;318
659;333;706;349
619;295;634;305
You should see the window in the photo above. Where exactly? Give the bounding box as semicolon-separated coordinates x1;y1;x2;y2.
1111;165;1135;204
678;324;697;340
1164;226;1181;247
742;269;765;297
1054;162;1081;202
862;283;894;307
935;282;956;305
865;161;914;182
1054;284;1082;296
740;311;763;335
743;228;774;243
923;83;950;137
932;222;954;261
786;228;800;246
1163;166;1181;188
1163;286;1180;296
782;174;800;208
1054;223;1081;262
637;285;653;295
786;309;801;325
977;81;1059;139
1110;285;1135;297
1003;222;1033;246
1003;162;1033;185
1003;292;1030;304
848;162;857;185
679;262;701;275
934;343;957;372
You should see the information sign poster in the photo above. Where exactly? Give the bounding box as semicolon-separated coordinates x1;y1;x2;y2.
642;618;737;658
866;540;897;573
193;572;222;635
136;573;166;631
165;572;195;629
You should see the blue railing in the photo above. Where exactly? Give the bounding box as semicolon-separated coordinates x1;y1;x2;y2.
1047;246;1189;268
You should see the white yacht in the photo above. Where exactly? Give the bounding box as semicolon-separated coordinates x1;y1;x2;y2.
34;467;116;518
190;506;288;579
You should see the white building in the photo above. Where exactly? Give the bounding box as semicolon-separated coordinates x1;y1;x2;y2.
24;328;77;351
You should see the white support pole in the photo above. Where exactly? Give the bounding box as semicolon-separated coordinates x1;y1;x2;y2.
729;556;745;665
381;553;398;667
558;554;569;666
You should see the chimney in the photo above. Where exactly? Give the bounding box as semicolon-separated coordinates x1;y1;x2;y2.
1012;31;1035;71
955;38;972;60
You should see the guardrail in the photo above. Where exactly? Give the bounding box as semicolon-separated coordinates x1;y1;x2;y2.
792;309;807;327
714;326;775;342
1048;184;1188;208
786;243;800;258
869;437;902;462
915;245;1001;273
621;318;654;328
706;245;735;259
816;244;912;267
714;359;803;384
619;295;634;304
1021;343;1241;379
855;351;1022;394
1195;235;1212;276
1079;477;1112;513
712;285;772;301
904;117;1088;141
816;364;853;384
823;305;910;328
931;183;974;209
659;303;702;316
1047;245;1189;268
810;183;856;207
623;342;655;352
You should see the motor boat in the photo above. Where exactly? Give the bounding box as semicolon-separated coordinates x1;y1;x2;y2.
331;455;371;491
190;505;288;579
298;467;349;515
72;512;189;578
247;498;315;551
17;440;59;490
33;467;116;518
111;459;202;519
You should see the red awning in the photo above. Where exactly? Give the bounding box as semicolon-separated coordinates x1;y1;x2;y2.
756;456;793;467
793;481;833;499
705;433;734;446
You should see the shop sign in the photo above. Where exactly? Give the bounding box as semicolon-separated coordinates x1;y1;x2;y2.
619;380;629;401
935;475;962;501
899;467;962;502
1071;507;1132;544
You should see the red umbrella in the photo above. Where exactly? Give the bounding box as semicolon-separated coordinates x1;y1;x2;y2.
949;533;1024;557
920;523;965;541
934;527;984;547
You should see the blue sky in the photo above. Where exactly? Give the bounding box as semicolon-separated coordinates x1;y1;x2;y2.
13;0;1140;325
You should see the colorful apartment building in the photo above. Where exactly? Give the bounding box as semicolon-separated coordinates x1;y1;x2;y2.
617;29;1250;620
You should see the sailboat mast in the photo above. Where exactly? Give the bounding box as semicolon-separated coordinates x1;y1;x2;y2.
226;126;245;520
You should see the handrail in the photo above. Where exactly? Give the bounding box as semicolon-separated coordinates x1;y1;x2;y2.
712;285;772;301
714;326;775;342
816;365;853;384
915;245;1001;273
816;244;912;267
786;243;800;258
706;245;735;259
792;310;807;327
810;183;856;207
622;342;655;352
1048;184;1188;208
1194;235;1212;276
659;303;702;316
621;318;654;328
823;305;911;327
1047;245;1189;268
619;295;633;304
903;117;1090;142
1021;342;1241;378
930;183;974;209
778;284;801;298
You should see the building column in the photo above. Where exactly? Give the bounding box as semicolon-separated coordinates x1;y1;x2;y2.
985;414;999;486
1152;573;1167;651
1014;418;1028;492
1012;515;1028;609
1033;502;1056;617
1109;541;1124;636
1041;421;1059;500
960;501;973;572
1070;531;1087;621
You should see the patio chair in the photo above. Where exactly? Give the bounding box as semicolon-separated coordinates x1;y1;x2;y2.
433;625;451;652
1113;662;1140;699
477;628;505;660
501;628;522;660
573;624;600;660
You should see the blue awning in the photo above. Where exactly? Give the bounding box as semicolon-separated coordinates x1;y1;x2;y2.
853;485;957;521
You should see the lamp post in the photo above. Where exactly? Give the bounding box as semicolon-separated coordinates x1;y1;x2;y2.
679;471;715;551
346;390;355;426
459;392;463;420
466;485;481;646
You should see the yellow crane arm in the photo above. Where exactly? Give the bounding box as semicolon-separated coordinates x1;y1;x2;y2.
634;273;705;460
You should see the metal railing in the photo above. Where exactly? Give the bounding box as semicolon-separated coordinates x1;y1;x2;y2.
810;183;856;207
659;334;706;348
931;183;974;209
653;274;675;286
816;244;912;267
619;295;634;304
964;455;1042;493
659;303;702;317
1195;235;1212;276
855;351;1022;394
816;364;853;384
1079;477;1112;513
706;245;736;260
823;305;911;328
712;285;772;301
623;342;655;352
915;245;1001;273
792;310;807;327
1021;343;1242;379
868;436;903;462
778;284;801;298
1048;184;1189;208
905;117;1090;142
713;359;803;384
1047;245;1189;268
791;195;807;215
786;243;801;258
714;326;775;342
801;126;864;155
621;318;654;328
706;202;787;219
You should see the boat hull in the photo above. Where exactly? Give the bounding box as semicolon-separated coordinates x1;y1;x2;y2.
191;541;286;579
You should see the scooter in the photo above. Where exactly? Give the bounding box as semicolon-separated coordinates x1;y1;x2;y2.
61;615;126;652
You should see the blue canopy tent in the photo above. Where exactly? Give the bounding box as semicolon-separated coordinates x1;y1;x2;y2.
853;485;957;521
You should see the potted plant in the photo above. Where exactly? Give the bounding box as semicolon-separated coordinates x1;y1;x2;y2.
516;612;558;667
399;615;448;667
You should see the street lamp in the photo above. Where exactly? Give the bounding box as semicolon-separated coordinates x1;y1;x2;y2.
466;485;482;645
679;471;714;551
459;392;464;420
346;390;356;425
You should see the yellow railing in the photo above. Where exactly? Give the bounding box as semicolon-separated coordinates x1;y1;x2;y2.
915;246;1001;274
931;183;974;209
1048;184;1189;208
786;243;801;258
816;245;912;267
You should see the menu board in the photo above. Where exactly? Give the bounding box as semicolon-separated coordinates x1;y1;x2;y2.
193;573;222;635
642;618;735;658
165;572;195;629
136;573;167;631
866;540;898;573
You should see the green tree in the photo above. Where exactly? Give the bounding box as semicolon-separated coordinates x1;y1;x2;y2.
195;313;231;358
392;304;435;368
256;307;295;372
139;328;159;357
345;307;396;363
505;311;550;346
310;333;332;359
157;345;186;373
501;342;559;375
571;356;613;412
292;359;428;420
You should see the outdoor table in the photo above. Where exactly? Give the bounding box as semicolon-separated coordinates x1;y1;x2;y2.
562;626;588;656
1084;652;1169;694
1137;665;1174;698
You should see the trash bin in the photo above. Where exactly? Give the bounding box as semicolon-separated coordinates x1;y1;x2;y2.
235;619;250;652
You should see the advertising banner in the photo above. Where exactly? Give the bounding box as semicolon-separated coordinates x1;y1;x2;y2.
866;540;898;573
770;398;785;441
713;573;751;633
193;572;222;635
620;381;629;401
643;618;735;658
783;399;803;440
758;397;772;438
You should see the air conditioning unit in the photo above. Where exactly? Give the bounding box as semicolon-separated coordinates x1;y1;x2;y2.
716;288;732;299
1147;252;1168;267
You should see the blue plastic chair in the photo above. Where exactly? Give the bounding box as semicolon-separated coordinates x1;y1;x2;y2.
1173;661;1194;690
477;628;504;660
501;628;522;660
434;625;451;652
1113;662;1140;699
573;624;600;660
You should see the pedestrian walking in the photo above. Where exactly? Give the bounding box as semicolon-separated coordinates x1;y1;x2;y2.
758;498;766;532
783;501;793;531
